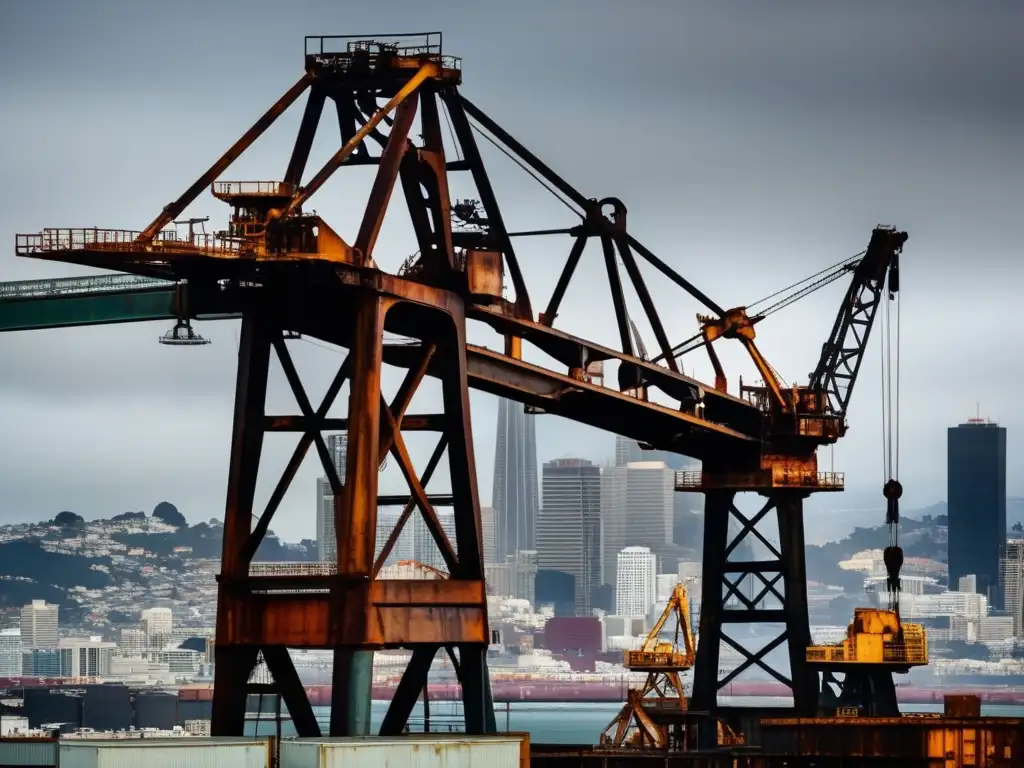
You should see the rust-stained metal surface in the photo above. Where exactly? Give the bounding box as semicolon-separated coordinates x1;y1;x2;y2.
14;28;911;736
280;734;529;768
759;715;1024;766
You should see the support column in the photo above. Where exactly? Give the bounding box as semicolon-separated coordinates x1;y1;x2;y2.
692;491;731;712
440;312;492;734
690;488;817;718
212;311;271;737
777;493;816;714
330;294;386;737
330;650;374;736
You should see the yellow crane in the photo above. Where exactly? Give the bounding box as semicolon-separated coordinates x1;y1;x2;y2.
601;583;697;749
806;607;928;717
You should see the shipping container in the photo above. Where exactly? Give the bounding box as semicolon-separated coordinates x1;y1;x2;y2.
57;738;271;768
280;733;530;768
0;737;58;767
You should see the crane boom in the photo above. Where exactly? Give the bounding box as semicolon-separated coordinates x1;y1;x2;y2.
808;226;907;418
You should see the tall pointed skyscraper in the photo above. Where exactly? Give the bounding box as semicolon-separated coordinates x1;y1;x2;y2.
492;398;539;561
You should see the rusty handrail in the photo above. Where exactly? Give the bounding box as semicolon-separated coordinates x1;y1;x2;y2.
16;228;242;258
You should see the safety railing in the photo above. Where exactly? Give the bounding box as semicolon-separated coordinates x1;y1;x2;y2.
0;273;172;300
16;228;242;258
806;645;847;663
212;180;295;198
883;642;928;665
674;470;846;490
305;33;461;74
306;32;444;58
626;650;694;668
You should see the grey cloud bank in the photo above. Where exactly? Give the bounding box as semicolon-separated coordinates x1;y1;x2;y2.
0;1;1019;543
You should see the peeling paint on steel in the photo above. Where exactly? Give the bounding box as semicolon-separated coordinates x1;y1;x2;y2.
280;734;529;768
57;738;271;768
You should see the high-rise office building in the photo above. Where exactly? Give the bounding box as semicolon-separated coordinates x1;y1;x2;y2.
615;433;695;471
616;546;657;619
513;549;539;606
492;398;539;561
948;419;1007;608
0;628;22;676
600;464;628;586
374;508;416;568
1001;540;1024;637
372;508;457;573
537;458;601;615
625;461;674;553
317;433;348;562
141;607;173;649
20;601;58;648
480;506;496;566
412;510;458;573
600;453;674;587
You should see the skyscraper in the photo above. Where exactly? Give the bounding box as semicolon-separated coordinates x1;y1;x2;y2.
625;461;674;553
948;419;1007;608
480;506;496;566
537;458;601;615
616;546;657;618
316;433;348;562
1001;539;1024;637
20;601;58;649
601;451;675;587
600;464;628;586
0;628;22;676
492;398;539;561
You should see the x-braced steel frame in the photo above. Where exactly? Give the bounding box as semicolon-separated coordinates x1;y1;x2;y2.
692;492;816;716
212;285;493;737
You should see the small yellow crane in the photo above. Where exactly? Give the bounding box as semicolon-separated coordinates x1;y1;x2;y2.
601;583;697;749
806;607;928;717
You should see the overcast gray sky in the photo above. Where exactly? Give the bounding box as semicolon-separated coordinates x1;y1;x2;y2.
0;1;1020;544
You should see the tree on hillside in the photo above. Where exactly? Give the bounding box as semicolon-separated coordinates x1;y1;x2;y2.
152;502;186;528
53;511;85;527
111;511;146;522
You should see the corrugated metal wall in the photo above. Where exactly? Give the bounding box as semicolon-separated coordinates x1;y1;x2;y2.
280;734;529;768
0;738;58;767
58;738;271;768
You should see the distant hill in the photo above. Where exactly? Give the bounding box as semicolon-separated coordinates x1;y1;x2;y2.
0;506;317;618
805;513;947;591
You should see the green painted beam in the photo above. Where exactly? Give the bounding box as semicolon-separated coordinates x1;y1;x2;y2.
0;289;181;332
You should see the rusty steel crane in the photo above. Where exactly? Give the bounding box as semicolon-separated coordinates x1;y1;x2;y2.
13;31;907;735
601;583;699;750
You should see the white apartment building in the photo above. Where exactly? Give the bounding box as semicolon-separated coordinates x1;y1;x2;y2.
616;547;657;619
119;628;147;658
58;637;116;678
20;601;58;648
141;607;173;647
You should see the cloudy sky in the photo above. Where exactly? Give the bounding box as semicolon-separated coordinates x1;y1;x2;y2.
0;1;1019;544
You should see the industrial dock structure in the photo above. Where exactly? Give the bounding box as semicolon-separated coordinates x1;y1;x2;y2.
2;29;1018;766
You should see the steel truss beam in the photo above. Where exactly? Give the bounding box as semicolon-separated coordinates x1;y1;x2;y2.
691;491;816;717
211;281;492;737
